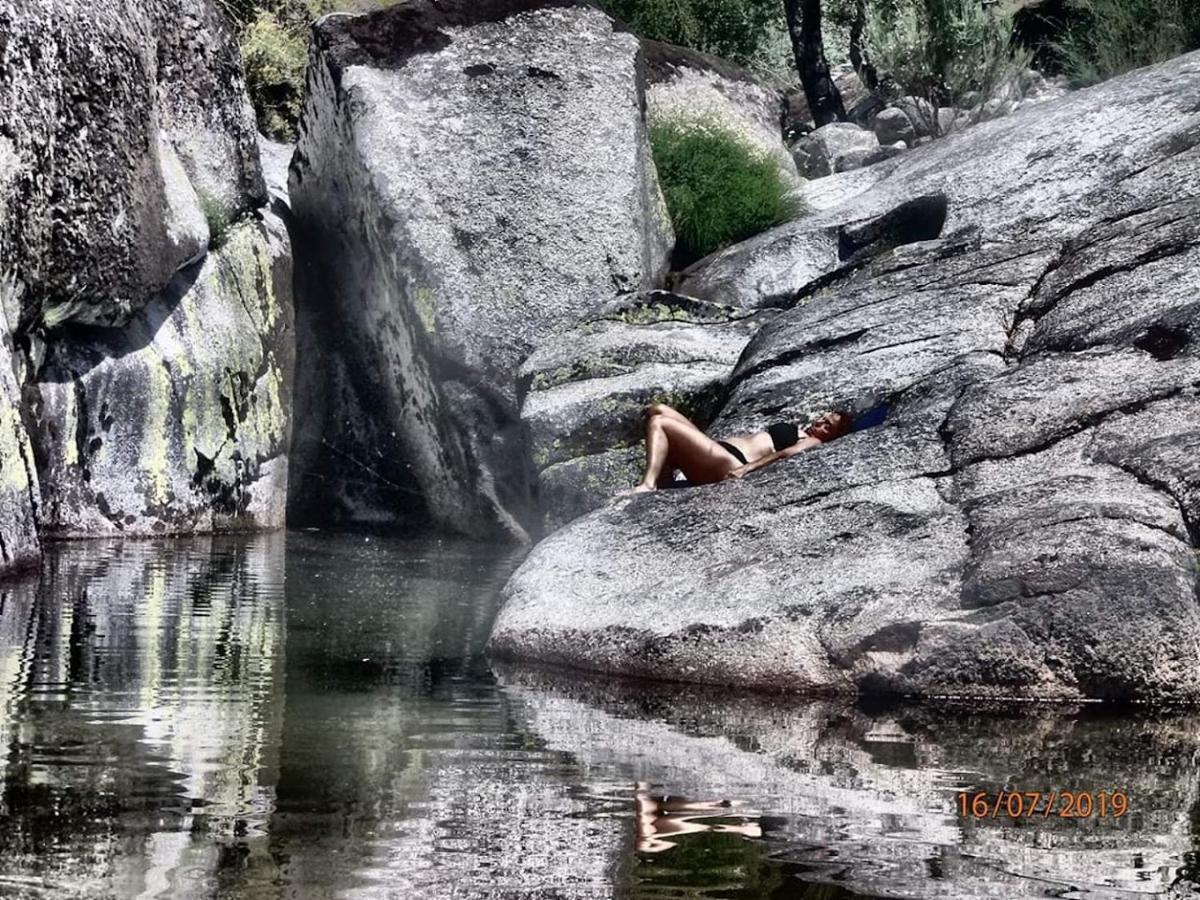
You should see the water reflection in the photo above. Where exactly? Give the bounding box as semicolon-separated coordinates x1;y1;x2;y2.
1;534;1200;898
0;536;286;898
496;665;1200;899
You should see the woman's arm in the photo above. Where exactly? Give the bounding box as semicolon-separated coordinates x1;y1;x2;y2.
723;437;822;479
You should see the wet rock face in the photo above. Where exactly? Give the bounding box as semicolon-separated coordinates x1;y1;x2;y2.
492;52;1200;703
289;0;673;539
0;289;38;576
0;0;265;331
31;215;294;538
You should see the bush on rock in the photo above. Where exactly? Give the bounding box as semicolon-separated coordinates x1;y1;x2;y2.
240;10;309;141
650;117;804;266
865;0;1031;106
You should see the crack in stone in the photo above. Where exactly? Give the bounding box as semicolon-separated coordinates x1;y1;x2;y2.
952;382;1194;469
1036;238;1199;311
1096;457;1200;550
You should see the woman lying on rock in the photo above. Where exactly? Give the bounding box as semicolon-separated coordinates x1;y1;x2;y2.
624;404;854;494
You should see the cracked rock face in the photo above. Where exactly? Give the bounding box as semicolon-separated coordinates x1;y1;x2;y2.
288;0;673;540
491;53;1200;702
31;214;294;537
0;0;265;331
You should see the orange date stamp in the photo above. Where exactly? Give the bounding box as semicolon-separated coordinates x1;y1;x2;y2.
957;790;1130;819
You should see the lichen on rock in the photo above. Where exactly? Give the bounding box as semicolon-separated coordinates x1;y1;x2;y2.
0;0;266;331
32;214;294;537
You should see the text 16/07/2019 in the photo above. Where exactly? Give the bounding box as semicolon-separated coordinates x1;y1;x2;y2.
957;790;1129;819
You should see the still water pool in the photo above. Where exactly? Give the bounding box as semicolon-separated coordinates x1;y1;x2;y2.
0;533;1198;899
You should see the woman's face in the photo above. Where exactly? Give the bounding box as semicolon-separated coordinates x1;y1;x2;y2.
808;413;846;442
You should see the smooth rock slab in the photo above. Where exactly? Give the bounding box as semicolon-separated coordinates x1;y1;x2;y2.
289;0;672;538
32;214;294;537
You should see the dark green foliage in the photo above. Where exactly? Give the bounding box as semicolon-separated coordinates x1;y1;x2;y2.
221;0;362;141
1054;0;1200;86
241;11;309;141
597;0;781;67
650;118;804;265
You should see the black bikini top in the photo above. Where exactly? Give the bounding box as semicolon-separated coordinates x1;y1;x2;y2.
766;422;800;451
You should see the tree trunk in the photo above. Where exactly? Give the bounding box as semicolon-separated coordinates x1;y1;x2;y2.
784;0;846;127
848;0;878;92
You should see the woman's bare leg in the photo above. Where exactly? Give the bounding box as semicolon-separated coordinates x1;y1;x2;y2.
645;403;694;427
630;415;738;492
643;405;688;487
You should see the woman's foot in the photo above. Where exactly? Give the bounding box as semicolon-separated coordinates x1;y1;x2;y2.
620;483;656;497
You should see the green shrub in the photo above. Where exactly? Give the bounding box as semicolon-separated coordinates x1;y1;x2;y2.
199;192;231;249
1054;0;1200;87
865;0;1031;106
597;0;783;68
241;10;309;141
231;1;380;140
649;117;804;264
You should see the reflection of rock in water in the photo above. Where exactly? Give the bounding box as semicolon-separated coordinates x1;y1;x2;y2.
0;536;285;896
265;535;626;897
495;665;1200;899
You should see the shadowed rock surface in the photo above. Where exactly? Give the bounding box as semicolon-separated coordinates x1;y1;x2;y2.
289;0;673;540
32;214;295;537
491;52;1200;702
0;0;265;330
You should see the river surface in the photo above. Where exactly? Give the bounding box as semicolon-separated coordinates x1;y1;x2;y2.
0;533;1198;899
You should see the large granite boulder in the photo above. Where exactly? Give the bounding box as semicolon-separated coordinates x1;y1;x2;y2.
491;52;1200;702
642;40;798;189
31;213;294;537
289;0;673;540
520;291;774;528
0;277;38;576
0;0;265;331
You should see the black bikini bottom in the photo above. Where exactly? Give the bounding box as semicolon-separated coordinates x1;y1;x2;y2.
717;440;748;466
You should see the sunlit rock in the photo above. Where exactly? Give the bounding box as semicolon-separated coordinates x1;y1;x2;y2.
492;52;1200;702
0;0;265;330
32;213;294;537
